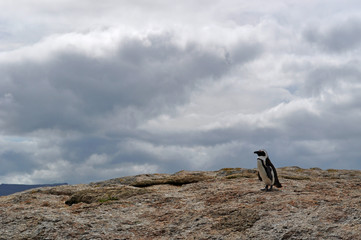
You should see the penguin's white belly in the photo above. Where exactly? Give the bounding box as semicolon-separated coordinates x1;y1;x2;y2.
257;160;274;185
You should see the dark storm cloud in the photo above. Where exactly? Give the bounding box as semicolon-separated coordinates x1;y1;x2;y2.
0;150;37;175
0;31;265;183
0;33;241;134
304;18;361;52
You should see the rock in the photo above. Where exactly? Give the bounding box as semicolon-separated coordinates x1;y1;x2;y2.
0;167;360;239
64;186;149;205
90;170;215;188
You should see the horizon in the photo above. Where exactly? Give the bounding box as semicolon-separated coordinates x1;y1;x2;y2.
1;1;361;184
1;164;358;186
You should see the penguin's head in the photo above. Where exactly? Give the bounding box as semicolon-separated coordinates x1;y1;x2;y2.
254;149;268;158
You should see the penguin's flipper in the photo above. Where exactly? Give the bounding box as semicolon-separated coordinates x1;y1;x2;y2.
265;165;273;181
266;158;282;188
274;178;282;188
257;172;262;181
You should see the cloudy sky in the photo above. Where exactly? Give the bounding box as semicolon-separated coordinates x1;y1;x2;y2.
1;0;361;184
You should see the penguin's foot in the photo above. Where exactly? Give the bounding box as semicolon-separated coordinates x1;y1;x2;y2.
261;186;273;191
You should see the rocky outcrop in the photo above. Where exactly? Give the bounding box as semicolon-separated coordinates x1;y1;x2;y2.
0;167;360;239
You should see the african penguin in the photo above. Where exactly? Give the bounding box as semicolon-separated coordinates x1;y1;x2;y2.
254;149;282;191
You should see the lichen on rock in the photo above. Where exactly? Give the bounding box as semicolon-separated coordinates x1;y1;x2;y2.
65;186;149;205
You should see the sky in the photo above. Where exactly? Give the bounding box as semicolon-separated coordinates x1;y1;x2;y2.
1;0;361;184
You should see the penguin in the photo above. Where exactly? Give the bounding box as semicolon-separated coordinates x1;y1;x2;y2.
254;149;282;191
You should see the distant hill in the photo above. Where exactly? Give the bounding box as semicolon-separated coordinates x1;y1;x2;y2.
0;183;68;196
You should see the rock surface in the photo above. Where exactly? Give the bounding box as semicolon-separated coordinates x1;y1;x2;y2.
0;167;360;239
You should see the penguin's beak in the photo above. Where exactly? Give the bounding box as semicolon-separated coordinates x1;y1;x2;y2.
254;151;260;154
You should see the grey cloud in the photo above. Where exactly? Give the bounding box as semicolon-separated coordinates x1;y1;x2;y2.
225;41;263;65
300;63;361;97
304;18;361;52
57;133;199;183
0;32;266;183
146;125;277;148
1;33;247;134
61;136;117;164
0;150;36;175
271;97;361;169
